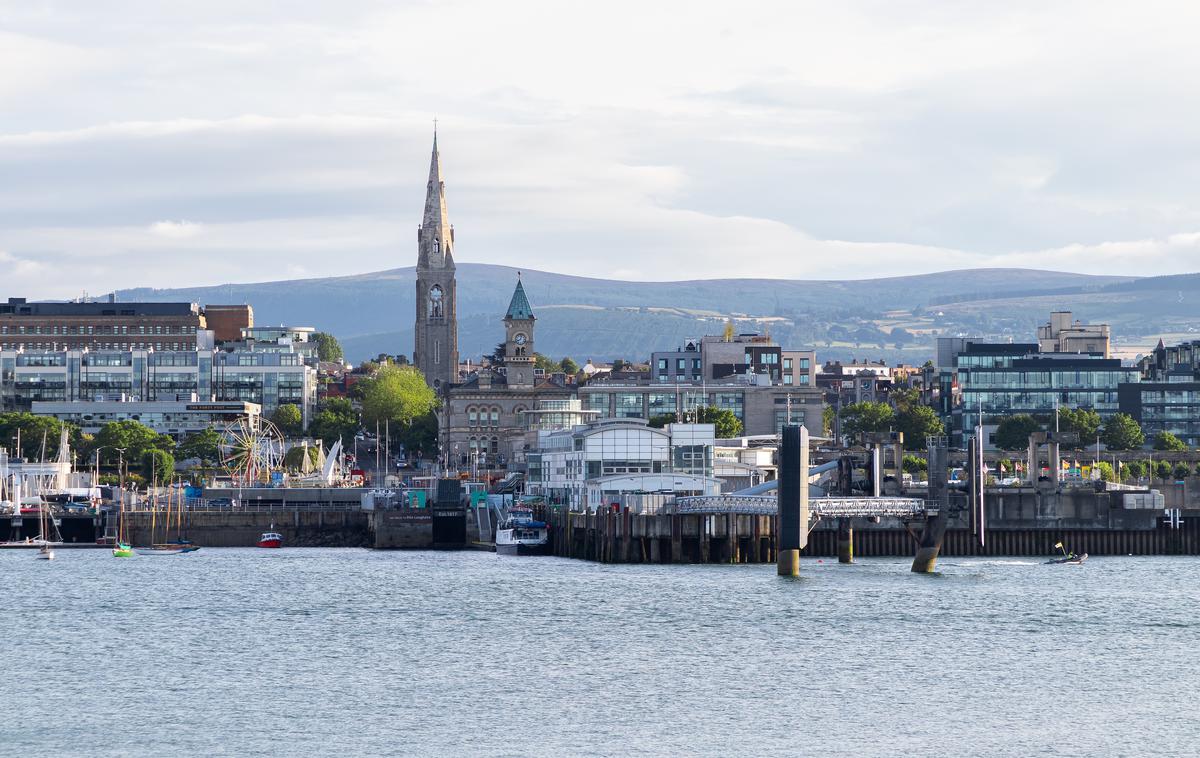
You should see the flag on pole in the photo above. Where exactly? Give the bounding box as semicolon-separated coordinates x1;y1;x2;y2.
1054;542;1063;549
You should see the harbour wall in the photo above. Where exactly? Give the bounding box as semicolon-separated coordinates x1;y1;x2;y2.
543;507;1200;564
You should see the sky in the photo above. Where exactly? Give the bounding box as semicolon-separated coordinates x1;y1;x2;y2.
4;0;1200;299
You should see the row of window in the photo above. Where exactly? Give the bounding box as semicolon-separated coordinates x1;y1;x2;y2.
0;324;195;335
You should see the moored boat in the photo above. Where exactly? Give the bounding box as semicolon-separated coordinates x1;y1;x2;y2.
495;506;550;556
257;531;283;548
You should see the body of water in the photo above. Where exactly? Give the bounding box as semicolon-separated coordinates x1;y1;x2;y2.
2;549;1196;757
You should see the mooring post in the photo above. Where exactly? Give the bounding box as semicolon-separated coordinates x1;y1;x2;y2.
836;517;854;563
912;436;949;573
777;425;809;576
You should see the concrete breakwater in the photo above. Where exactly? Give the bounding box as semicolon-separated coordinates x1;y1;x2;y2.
543;508;1200;563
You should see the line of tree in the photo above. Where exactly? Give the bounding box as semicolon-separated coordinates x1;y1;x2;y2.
992;411;1168;452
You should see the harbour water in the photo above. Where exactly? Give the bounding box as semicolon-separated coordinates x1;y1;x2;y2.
2;550;1197;757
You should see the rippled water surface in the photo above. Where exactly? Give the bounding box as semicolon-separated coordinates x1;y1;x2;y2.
2;549;1197;757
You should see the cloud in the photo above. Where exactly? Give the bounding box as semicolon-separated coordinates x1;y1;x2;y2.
3;1;1200;300
149;220;203;239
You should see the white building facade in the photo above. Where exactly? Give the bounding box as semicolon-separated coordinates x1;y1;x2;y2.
526;419;722;512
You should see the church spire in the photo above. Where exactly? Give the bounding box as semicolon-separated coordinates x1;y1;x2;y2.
420;130;453;269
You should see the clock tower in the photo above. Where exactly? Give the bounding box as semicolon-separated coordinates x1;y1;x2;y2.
503;276;535;389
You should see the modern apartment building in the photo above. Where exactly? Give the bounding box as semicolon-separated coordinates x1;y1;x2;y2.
1119;338;1200;446
1;345;316;425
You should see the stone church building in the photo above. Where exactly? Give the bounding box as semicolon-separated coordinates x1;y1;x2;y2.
410;135;571;471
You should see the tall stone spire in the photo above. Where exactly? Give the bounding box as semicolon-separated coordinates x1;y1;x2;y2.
414;130;458;390
420;132;454;269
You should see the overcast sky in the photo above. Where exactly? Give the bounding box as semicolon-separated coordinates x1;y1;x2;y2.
4;0;1200;299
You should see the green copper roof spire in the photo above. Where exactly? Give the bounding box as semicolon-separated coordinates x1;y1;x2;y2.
505;275;534;321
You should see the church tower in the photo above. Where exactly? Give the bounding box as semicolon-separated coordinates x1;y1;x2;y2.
503;276;535;389
414;132;459;390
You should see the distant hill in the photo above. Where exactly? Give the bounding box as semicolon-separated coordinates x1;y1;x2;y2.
113;265;1200;364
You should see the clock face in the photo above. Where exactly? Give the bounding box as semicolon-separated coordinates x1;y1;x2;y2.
514;334;527;345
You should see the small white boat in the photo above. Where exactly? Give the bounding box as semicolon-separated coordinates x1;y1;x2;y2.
495;506;551;556
35;546;54;561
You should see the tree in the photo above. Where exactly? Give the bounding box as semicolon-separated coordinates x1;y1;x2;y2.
142;448;175;482
821;405;836;436
895;405;944;450
560;357;580;375
695;406;742;438
1123;460;1145;480
1152;431;1188;452
309;397;360;448
890;388;920;413
611;359;627;372
994;415;1043;451
91;420;173;466
902;454;927;474
1173;462;1192;480
534;354;559;372
0;412;77;461
283;444;322;473
1095;461;1116;483
648;413;675;428
1102;413;1145;451
270;404;304;437
648;407;742;438
310;332;344;363
359;364;437;428
839;401;895;438
396;410;438;461
178;428;222;468
1058;408;1102;447
1154;460;1173;481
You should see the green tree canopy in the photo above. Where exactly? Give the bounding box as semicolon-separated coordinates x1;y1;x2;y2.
895;405;945;450
1095;461;1116;483
91;420;174;466
840;401;895;438
1172;462;1192;480
177;428;223;468
270;404;304;437
283;444;323;473
994;415;1043;451
395;410;438;461
648;407;743;438
1123;460;1145;480
310;332;344;363
142;448;175;482
0;412;78;461
533;354;559;372
1102;413;1145;451
559;357;580;375
1154;460;1173;480
1058;408;1102;447
359;364;437;428
821;405;836;436
309;397;360;448
902;454;928;473
1152;431;1188;452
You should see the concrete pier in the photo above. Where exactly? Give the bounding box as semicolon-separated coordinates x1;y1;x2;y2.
836;518;854;563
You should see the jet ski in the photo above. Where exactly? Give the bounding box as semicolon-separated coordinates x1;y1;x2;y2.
1045;552;1087;565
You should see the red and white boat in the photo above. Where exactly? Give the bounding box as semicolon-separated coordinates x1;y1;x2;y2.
257;531;283;549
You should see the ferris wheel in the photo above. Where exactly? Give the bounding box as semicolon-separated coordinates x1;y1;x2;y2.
221;416;284;486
